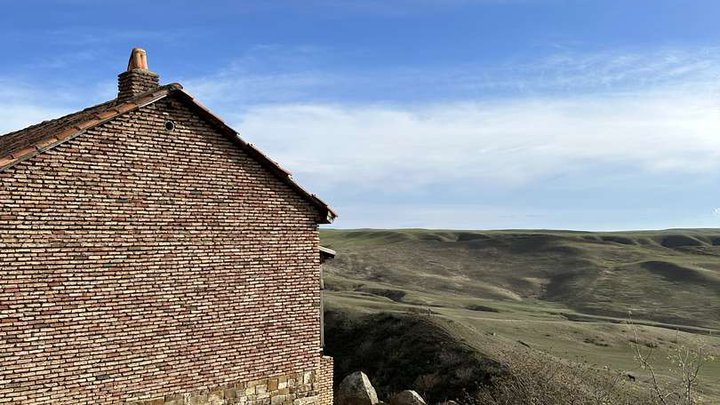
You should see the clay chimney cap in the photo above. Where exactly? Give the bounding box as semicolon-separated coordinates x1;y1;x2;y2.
127;48;149;71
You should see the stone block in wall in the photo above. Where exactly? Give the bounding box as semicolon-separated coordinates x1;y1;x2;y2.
268;378;279;391
209;388;224;404
132;367;323;405
163;394;185;405
187;391;209;405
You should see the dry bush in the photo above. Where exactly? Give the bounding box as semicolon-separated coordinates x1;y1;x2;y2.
469;320;715;405
468;348;650;405
627;318;716;405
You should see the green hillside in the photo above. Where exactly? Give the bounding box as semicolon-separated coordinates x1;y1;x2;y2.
321;229;720;403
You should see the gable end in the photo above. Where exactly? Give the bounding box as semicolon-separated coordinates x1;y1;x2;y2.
0;84;336;224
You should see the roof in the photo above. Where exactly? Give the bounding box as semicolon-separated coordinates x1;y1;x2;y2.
0;99;117;159
319;246;337;259
0;83;336;224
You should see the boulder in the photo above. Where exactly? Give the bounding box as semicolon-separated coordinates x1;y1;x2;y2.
390;390;426;405
436;401;459;405
337;371;379;405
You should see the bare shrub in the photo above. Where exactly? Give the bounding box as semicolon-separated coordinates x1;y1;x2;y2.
415;373;442;399
468;322;716;405
627;317;716;405
469;348;648;405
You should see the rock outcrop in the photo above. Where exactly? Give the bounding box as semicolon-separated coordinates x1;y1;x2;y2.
389;390;427;405
337;371;380;405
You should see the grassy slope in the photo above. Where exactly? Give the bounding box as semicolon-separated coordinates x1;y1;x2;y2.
321;229;720;401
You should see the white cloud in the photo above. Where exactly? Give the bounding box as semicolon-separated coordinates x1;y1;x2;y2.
0;105;71;135
0;80;74;135
235;85;720;194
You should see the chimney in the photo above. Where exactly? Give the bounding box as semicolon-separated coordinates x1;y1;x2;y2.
117;48;160;101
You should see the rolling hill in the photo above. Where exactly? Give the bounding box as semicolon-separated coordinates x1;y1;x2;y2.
320;229;720;403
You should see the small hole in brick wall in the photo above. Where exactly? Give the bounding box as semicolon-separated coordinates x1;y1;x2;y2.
165;120;176;131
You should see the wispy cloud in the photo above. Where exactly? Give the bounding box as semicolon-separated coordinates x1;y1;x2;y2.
0;104;70;135
0;78;77;134
182;45;340;106
183;45;720;109
235;86;720;193
501;47;720;93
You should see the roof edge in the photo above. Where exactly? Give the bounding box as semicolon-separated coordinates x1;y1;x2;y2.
0;83;336;224
0;84;179;172
319;246;337;258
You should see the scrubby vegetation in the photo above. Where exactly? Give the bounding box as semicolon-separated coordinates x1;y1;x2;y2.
324;311;505;403
471;349;650;404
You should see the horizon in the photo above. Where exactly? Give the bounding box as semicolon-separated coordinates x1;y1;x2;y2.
322;226;720;233
3;1;720;230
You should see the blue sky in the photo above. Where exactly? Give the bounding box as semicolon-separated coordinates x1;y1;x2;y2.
3;0;720;230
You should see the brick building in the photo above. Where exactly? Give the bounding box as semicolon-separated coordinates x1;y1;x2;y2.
0;48;336;405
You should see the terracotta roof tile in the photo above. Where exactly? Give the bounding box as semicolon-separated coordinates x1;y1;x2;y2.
76;119;104;130
114;103;137;114
0;85;174;171
35;137;59;150
0;105;110;157
96;110;117;120
0;156;15;168
12;146;38;159
55;127;78;141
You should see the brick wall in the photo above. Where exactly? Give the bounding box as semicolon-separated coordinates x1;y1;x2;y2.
0;95;330;404
318;356;334;405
